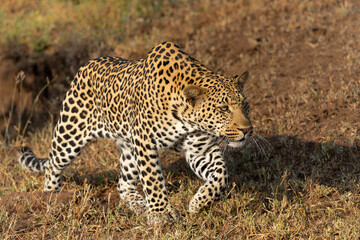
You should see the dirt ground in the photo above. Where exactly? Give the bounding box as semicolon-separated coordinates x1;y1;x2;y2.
0;0;359;238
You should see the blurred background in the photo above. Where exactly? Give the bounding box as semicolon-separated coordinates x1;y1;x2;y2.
0;0;359;146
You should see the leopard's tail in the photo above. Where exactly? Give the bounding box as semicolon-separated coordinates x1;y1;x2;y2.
18;146;48;173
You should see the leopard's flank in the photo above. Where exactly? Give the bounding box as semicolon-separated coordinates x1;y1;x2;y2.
18;42;253;225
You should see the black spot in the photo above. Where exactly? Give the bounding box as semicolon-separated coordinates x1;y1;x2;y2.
70;116;78;124
80;111;87;119
70;128;78;135
79;123;86;130
146;180;152;186
71;107;78;113
62;115;68;122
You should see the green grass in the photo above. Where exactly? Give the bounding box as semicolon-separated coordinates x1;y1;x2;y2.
0;0;171;56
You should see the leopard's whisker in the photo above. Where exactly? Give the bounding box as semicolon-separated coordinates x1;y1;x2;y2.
251;136;268;160
254;133;272;149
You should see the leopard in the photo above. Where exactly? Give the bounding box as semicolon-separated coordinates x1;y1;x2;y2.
18;42;253;225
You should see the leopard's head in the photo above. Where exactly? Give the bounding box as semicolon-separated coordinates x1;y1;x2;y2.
182;71;253;148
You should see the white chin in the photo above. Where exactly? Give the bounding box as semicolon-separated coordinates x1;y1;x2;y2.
228;140;246;148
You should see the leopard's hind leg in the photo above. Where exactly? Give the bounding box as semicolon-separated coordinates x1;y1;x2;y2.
18;74;97;191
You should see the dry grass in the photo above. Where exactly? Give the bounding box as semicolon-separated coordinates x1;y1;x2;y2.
1;0;359;239
1;126;360;239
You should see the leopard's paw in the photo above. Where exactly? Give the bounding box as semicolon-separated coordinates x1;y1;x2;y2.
147;205;179;225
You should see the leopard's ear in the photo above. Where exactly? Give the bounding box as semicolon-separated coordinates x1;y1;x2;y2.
183;85;206;108
234;71;249;90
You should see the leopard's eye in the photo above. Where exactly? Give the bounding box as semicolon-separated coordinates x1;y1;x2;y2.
218;105;230;112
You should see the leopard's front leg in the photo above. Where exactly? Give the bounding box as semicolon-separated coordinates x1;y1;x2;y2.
117;143;147;215
134;141;178;225
183;132;229;213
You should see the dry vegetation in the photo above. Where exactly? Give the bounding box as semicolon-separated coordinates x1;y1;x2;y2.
0;0;359;239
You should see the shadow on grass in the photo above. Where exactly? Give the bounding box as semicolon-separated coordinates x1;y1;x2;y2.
223;135;359;203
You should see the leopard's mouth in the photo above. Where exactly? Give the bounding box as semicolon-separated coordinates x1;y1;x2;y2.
227;138;246;148
222;127;253;148
219;135;247;148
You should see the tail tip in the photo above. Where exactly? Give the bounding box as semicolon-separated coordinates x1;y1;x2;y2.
18;146;33;156
18;146;35;165
18;146;47;173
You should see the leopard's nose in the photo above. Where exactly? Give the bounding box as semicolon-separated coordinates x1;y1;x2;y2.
238;127;253;135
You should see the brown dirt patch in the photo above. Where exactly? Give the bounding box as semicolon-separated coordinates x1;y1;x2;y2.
0;191;74;232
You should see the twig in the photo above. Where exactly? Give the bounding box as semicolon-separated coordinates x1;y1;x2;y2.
21;76;54;136
4;71;25;144
17;71;25;135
